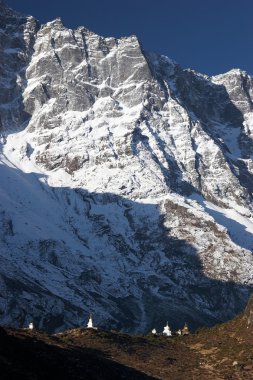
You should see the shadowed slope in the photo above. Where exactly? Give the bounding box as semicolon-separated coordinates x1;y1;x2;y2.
1;299;253;380
1;1;253;334
0;327;157;380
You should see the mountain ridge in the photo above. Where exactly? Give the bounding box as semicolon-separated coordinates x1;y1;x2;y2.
0;1;253;333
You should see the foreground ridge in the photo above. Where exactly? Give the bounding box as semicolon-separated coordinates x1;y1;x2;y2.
1;298;253;380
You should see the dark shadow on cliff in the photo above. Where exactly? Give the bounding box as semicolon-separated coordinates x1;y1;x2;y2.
0;2;253;334
172;67;253;200
131;120;196;196
0;2;38;137
0;163;252;334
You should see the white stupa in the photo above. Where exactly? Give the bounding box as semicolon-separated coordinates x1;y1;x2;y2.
163;322;172;336
87;315;93;328
28;322;34;330
86;314;97;330
151;328;157;334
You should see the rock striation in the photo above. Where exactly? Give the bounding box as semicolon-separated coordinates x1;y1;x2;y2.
0;1;253;332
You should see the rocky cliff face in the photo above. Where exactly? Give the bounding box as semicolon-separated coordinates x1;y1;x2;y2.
0;1;253;333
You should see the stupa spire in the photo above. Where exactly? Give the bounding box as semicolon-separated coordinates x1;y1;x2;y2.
87;314;93;328
163;321;172;336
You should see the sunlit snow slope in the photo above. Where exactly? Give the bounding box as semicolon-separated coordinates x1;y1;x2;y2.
0;1;253;332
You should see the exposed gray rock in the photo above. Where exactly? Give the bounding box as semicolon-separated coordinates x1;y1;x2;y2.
0;1;253;333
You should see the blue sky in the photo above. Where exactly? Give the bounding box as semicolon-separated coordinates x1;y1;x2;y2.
6;0;253;76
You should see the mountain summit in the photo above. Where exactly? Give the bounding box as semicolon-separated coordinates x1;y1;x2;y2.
0;2;253;332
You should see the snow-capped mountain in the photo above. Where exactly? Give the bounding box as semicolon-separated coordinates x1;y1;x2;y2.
0;1;253;332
